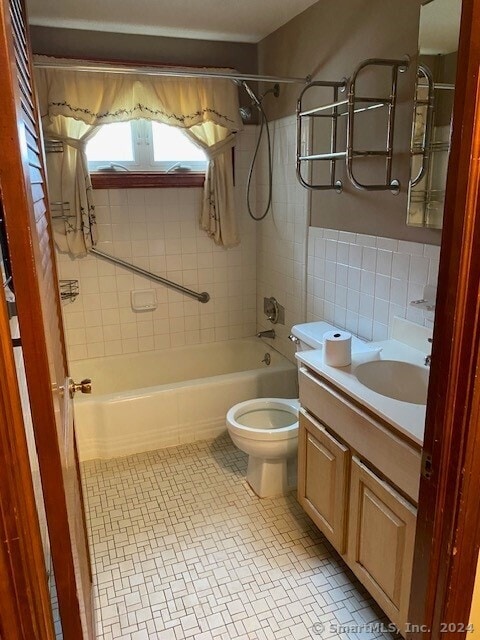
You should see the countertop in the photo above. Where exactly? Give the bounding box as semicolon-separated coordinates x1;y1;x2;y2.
296;339;427;447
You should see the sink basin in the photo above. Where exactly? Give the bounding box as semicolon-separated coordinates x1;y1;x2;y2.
354;360;429;405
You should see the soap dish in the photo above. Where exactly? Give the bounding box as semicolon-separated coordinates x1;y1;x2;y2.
131;289;157;312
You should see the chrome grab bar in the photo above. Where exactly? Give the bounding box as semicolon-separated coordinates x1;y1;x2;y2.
90;248;210;303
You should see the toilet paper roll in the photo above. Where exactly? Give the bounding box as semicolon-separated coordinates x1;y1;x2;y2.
323;330;352;367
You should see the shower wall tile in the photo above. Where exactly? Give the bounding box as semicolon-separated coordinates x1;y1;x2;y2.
57;127;258;361
307;227;439;341
255;115;308;362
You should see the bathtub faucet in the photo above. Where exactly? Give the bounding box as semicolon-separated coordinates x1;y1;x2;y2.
257;329;275;339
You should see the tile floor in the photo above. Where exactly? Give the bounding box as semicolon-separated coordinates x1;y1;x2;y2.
82;435;396;640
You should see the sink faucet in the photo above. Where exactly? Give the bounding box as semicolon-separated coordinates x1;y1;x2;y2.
257;329;275;339
425;337;433;366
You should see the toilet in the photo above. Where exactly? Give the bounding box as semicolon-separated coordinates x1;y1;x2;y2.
226;321;339;498
226;398;300;498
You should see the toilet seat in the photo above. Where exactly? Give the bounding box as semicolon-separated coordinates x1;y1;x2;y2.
226;398;299;440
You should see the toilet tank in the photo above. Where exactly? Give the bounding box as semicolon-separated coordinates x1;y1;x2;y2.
290;321;367;353
290;321;336;352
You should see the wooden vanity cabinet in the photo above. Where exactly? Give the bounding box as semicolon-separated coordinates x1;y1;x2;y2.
347;457;417;631
298;410;349;553
297;366;420;635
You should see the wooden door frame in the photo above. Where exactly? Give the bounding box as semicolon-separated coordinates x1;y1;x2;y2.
1;0;480;638
408;0;480;636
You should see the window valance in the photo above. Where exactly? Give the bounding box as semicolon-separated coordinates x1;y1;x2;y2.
35;56;243;131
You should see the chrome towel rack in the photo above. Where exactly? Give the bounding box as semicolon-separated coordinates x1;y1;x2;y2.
410;64;435;188
296;56;410;194
90;248;210;303
296;79;347;192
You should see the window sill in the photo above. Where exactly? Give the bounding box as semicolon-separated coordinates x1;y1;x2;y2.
90;172;205;189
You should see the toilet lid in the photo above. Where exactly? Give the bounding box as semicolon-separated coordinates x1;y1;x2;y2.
235;408;297;430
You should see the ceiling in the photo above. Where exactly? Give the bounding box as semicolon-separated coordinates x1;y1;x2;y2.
25;0;320;43
419;0;462;54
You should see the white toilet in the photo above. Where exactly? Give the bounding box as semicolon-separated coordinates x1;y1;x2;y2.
226;321;338;498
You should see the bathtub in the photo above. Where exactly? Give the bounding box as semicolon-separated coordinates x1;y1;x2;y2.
71;338;298;461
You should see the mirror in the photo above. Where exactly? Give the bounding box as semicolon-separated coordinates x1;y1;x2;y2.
407;0;462;229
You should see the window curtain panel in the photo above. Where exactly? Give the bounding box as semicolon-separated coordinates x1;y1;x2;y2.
35;56;243;255
40;117;99;257
187;123;238;246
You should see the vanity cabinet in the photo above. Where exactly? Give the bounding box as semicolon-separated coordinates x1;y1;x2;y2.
347;457;417;631
298;411;349;553
297;366;421;635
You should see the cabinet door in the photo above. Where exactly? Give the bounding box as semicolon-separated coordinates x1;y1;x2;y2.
347;457;416;635
298;409;349;553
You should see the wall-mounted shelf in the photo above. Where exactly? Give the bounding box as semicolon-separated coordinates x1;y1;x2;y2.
59;279;79;303
296;57;410;194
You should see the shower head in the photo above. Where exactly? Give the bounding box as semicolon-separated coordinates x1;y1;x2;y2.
239;106;252;122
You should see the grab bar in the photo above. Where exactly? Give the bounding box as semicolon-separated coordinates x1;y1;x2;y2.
90;248;210;303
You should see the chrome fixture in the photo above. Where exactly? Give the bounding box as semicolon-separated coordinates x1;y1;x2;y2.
425;337;433;367
90;248;210;303
263;296;280;324
257;329;275;339
59;279;79;303
261;353;271;366
346;57;409;194
68;378;92;398
288;334;300;344
264;296;284;324
34;58;310;86
242;83;280;221
296;56;409;194
239;106;252;122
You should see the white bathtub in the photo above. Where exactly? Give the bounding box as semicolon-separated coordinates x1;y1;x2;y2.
71;339;298;461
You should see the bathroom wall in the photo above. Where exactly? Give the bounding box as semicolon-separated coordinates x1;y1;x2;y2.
29;26;259;119
57;127;257;361
306;227;438;341
255;115;309;361
257;0;442;246
30;26;258;74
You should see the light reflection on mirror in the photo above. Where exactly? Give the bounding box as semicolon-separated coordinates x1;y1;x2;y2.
407;0;462;229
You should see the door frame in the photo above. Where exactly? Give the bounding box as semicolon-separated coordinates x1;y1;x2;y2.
1;0;480;639
408;0;480;636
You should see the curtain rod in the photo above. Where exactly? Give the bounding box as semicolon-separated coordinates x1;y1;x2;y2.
33;59;310;85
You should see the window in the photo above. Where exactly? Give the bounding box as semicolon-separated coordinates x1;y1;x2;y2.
86;119;207;188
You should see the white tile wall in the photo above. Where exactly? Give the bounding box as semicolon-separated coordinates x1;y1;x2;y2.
256;115;309;361
57;118;440;362
57;127;258;361
307;227;439;341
